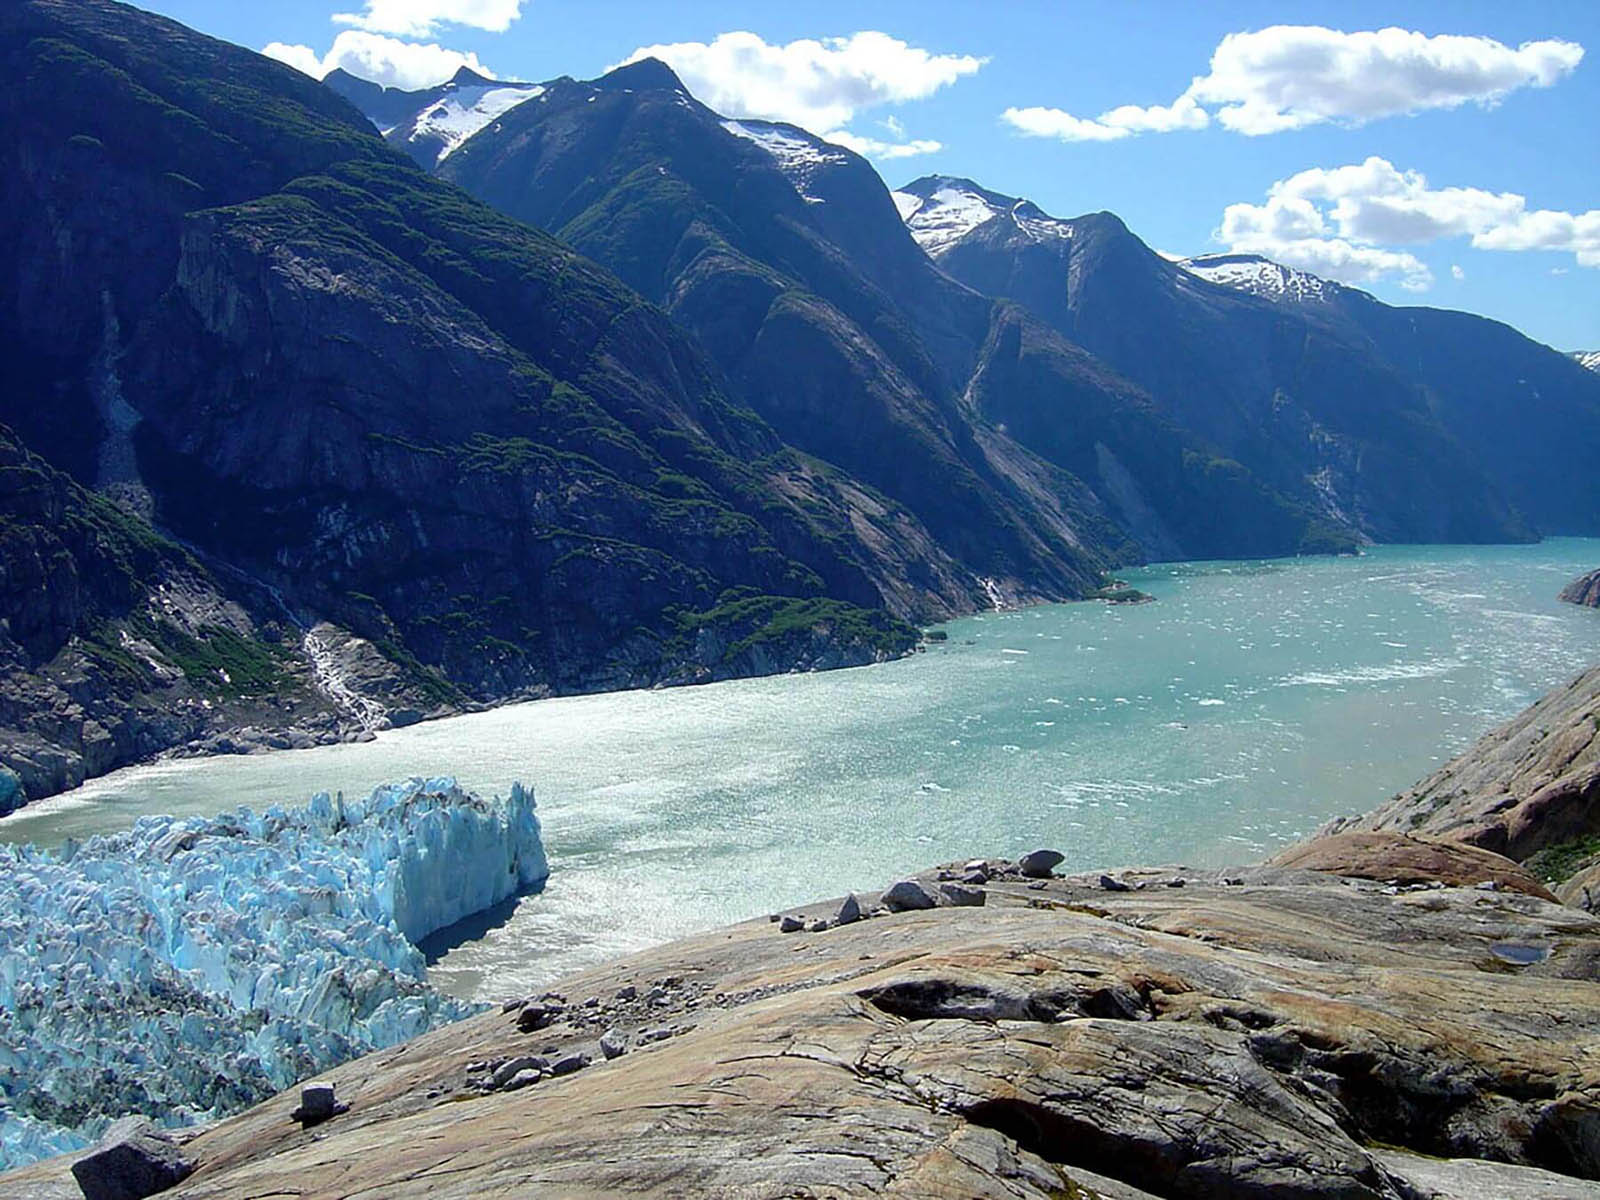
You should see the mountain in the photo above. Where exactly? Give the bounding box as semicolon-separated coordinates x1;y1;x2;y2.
325;66;546;168
0;0;939;805
897;175;1600;541
357;59;1344;575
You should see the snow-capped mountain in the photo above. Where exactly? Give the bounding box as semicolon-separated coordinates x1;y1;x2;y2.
1573;350;1600;373
1180;252;1337;305
720;119;854;204
325;66;544;167
893;176;1074;257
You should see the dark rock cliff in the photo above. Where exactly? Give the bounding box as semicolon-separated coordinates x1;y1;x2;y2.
0;0;920;807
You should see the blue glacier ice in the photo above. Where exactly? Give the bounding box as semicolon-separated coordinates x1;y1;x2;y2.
0;777;547;1169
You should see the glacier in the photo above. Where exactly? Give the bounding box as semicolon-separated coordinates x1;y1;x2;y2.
0;777;547;1169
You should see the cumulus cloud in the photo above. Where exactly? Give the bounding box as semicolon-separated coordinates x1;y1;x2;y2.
1452;264;1466;280
616;30;982;132
332;0;522;38
1005;24;1583;142
1217;155;1600;290
263;30;496;90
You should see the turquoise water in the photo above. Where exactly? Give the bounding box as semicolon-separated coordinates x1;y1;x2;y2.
6;540;1599;1001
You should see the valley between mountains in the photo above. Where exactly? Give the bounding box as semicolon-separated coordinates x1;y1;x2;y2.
4;0;1599;813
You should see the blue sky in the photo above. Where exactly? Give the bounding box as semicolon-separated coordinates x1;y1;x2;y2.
142;1;1599;351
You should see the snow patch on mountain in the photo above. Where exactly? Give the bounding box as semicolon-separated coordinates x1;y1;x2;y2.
0;778;547;1168
407;83;544;163
1572;351;1600;373
894;180;1073;257
1181;253;1334;305
720;120;850;203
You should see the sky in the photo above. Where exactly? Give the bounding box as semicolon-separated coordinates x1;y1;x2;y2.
139;1;1599;352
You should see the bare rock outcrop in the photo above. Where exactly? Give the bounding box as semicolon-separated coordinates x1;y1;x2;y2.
1269;830;1556;899
1320;665;1600;864
1561;569;1600;607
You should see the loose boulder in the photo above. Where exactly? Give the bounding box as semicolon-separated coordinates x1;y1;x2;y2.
881;880;938;911
70;1117;194;1200
1019;849;1064;878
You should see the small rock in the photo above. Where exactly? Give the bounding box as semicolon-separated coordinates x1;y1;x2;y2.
502;1068;542;1092
640;1027;674;1042
517;1004;554;1033
70;1117;195;1200
1166;878;1187;888
491;1056;548;1089
290;1082;346;1127
465;1060;488;1073
939;883;986;906
778;914;804;932
963;859;989;874
1027;880;1049;890
882;879;938;911
961;869;989;885
615;985;637;1001
549;1053;589;1077
1020;849;1065;878
937;869;956;881
600;1029;628;1059
583;996;600;1008
835;893;863;926
500;998;526;1014
1099;874;1132;892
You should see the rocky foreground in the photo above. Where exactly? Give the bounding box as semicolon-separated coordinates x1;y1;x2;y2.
8;848;1600;1199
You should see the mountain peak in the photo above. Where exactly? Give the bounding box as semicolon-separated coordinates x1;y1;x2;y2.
448;66;497;88
598;57;685;93
1181;252;1335;304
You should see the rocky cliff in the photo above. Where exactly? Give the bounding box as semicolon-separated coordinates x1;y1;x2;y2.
1562;569;1600;607
1321;664;1600;876
0;0;932;808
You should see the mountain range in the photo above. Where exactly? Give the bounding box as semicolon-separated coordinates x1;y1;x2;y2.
2;0;1597;808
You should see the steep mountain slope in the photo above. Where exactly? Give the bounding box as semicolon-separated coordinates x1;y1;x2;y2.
898;176;1597;542
351;61;1341;573
0;0;932;804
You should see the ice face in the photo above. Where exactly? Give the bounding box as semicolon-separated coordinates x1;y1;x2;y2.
0;778;547;1169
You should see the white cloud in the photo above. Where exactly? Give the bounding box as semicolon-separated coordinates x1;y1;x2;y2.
332;0;522;38
616;31;983;132
1005;24;1583;143
1217;155;1600;291
263;30;496;90
1002;106;1131;142
1002;95;1207;142
823;129;941;160
1194;25;1583;135
1451;264;1465;280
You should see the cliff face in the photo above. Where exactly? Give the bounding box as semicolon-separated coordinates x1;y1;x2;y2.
0;0;928;807
1322;665;1600;868
1561;569;1600;607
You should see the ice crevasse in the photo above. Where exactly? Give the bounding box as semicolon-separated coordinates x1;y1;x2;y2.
0;777;548;1168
